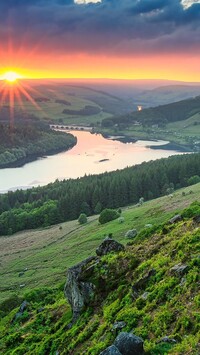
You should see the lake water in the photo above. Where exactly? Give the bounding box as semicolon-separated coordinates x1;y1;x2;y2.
0;130;183;193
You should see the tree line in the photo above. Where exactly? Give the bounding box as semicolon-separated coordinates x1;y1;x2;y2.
0;120;76;168
0;153;200;235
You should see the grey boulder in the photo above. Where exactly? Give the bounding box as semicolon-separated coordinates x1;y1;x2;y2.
114;332;144;355
100;345;122;355
96;237;124;256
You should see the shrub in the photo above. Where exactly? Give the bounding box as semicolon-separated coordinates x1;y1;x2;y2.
188;175;200;186
99;209;120;224
125;229;137;239
78;213;88;225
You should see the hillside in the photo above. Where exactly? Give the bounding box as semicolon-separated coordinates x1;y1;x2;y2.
0;153;200;235
134;85;200;108
102;95;200;127
101;96;200;151
0;183;200;354
0;81;132;127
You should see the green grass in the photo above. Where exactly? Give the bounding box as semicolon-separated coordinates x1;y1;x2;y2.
101;113;200;148
3;84;123;126
1;182;200;304
0;184;200;354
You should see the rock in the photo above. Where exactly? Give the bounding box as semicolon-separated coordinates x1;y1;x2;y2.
132;268;156;292
112;321;127;331
19;300;28;313
180;277;186;286
145;224;153;228
170;263;188;275
114;332;144;355
100;345;122;355
141;292;149;300
125;229;137;239
169;214;182;224
19;284;26;288
64;256;96;324
18;272;24;277
96;237;124;256
193;215;200;224
13;300;29;322
158;336;177;344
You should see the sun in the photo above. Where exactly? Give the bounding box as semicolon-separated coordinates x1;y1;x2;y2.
2;71;21;83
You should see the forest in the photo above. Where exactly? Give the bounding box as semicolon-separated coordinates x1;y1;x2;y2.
0;109;76;168
0;152;200;235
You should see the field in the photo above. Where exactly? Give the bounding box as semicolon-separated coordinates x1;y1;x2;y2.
2;82;130;126
1;182;200;304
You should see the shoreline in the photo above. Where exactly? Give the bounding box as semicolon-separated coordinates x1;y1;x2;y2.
99;131;192;152
0;130;192;171
0;143;76;170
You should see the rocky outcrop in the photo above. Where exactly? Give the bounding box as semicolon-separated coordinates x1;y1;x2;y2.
65;238;125;325
169;214;182;224
114;332;144;355
13;300;29;322
100;332;144;355
170;263;188;275
64;256;96;324
96;237;125;256
100;345;122;355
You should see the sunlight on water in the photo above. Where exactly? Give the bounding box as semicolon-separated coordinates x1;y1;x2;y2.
0;131;184;193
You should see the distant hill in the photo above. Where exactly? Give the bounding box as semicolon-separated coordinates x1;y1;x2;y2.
134;84;200;107
102;95;200;127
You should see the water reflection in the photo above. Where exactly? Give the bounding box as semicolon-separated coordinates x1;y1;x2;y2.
0;131;182;193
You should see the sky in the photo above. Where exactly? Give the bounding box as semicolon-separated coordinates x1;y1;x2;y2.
0;0;200;81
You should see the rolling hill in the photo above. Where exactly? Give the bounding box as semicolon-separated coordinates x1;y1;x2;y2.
0;183;200;354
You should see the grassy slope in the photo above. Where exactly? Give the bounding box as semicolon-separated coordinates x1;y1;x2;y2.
100;95;200;149
5;84;128;126
1;182;200;304
0;184;200;354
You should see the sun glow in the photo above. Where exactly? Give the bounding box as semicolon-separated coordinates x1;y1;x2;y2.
2;71;21;83
0;69;45;126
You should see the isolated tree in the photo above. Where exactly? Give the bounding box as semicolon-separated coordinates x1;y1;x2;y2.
99;209;119;225
188;175;200;186
78;213;87;225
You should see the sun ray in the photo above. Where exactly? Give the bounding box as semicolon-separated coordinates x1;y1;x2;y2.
0;85;9;110
14;86;25;111
22;81;45;97
17;82;44;112
9;85;15;128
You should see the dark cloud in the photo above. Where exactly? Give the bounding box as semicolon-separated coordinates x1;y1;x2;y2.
1;0;200;56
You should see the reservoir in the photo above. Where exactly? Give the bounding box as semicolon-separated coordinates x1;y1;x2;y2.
0;130;183;193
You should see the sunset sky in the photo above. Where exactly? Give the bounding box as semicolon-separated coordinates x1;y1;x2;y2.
0;0;200;81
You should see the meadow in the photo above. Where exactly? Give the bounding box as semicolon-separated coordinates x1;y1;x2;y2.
1;182;200;304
